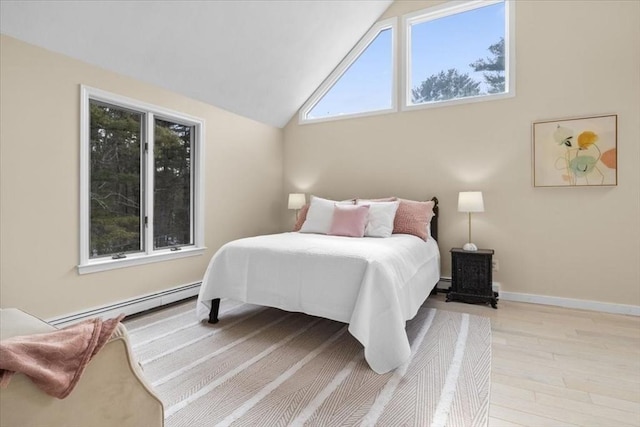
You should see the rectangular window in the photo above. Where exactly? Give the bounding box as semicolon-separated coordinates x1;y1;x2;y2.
153;118;193;249
89;101;144;258
80;86;205;274
405;0;513;109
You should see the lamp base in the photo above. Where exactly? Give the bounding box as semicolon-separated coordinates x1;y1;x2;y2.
462;243;478;251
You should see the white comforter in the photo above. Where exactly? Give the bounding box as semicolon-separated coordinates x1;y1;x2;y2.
196;232;440;373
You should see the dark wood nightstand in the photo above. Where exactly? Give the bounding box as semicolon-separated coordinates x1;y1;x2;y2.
447;248;498;309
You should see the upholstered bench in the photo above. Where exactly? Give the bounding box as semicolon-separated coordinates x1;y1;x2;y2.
0;308;164;427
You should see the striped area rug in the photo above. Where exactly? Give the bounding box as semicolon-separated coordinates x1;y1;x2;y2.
124;298;491;427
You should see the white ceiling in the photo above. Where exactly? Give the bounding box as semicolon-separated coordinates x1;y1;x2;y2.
0;0;392;128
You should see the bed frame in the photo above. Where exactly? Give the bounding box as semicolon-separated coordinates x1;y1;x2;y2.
208;196;439;324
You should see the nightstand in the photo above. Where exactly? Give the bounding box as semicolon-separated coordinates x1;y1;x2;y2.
447;248;498;309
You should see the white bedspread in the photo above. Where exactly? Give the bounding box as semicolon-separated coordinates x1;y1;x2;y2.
196;232;440;373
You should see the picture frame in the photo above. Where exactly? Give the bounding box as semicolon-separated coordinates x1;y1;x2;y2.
532;114;617;187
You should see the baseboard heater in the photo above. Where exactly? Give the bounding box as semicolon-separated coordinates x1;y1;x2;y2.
47;282;201;327
436;277;452;293
436;277;501;294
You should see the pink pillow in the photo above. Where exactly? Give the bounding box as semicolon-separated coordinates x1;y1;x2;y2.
392;198;435;241
328;204;370;238
292;203;309;231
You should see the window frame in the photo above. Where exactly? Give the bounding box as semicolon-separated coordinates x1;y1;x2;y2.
79;85;205;274
401;0;515;111
298;17;398;124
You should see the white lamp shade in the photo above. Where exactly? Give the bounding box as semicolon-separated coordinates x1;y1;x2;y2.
288;193;306;210
458;191;484;213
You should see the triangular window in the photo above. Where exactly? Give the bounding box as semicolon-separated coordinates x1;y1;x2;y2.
300;18;396;123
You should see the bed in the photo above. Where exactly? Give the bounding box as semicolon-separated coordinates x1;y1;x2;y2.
196;197;440;374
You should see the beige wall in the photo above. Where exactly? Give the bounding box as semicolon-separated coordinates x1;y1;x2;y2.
283;1;640;306
0;35;284;318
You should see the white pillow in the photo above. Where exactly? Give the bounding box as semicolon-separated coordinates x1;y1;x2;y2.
299;196;352;234
356;200;400;238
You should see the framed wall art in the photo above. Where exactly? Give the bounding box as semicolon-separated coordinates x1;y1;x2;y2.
533;114;617;187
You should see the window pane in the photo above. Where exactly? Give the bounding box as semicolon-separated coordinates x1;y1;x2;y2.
308;28;393;119
410;1;505;105
154;118;192;249
89;101;143;258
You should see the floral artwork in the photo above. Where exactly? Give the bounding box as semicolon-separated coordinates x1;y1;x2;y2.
533;115;617;187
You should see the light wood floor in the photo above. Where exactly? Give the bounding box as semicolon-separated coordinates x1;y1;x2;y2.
424;294;640;427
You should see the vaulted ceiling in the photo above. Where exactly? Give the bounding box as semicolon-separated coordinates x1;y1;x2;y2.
0;1;392;128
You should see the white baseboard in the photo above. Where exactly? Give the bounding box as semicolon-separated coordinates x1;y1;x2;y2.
499;291;640;317
47;277;638;327
47;282;201;327
436;278;639;316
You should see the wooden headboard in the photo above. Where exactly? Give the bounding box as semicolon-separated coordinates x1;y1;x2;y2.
430;196;439;242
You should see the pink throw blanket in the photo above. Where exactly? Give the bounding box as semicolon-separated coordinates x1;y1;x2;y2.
0;314;125;399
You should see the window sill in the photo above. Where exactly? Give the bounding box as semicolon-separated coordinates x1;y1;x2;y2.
77;246;206;275
402;91;515;112
299;106;397;125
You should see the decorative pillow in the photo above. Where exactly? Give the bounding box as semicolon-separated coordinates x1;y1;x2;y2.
299;196;354;234
356;200;400;238
392;198;435;241
292;203;309;232
328;204;370;238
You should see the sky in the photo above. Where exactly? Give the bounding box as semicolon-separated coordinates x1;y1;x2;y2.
309;28;392;118
308;1;505;119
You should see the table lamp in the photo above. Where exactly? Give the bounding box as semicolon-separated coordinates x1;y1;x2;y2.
288;193;306;219
458;191;484;251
